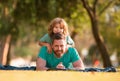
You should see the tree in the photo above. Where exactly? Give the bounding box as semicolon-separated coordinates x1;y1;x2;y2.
80;0;119;67
0;0;18;65
1;0;119;67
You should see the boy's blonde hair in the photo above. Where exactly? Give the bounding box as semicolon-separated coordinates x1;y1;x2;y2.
48;17;69;38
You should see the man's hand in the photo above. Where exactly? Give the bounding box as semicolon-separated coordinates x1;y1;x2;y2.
56;62;65;69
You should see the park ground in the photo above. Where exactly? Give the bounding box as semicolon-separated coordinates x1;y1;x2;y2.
0;70;120;81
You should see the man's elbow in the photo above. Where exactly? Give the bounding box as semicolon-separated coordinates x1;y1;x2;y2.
73;60;85;70
36;66;48;71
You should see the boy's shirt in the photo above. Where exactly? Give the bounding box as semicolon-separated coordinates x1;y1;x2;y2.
40;33;74;45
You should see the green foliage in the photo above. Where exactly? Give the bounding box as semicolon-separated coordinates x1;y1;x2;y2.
0;0;120;61
13;0;36;22
0;0;19;41
15;46;33;57
99;3;120;55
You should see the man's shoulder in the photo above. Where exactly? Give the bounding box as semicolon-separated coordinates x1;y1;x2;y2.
68;47;76;50
40;46;52;54
40;46;47;50
66;47;79;58
68;47;76;52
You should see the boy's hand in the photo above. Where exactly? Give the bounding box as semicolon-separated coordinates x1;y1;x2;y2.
47;44;52;54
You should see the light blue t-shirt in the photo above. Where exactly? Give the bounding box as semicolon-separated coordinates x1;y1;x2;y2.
38;46;80;69
40;33;74;45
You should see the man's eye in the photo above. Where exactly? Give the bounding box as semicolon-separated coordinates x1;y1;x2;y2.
55;45;58;47
61;45;63;47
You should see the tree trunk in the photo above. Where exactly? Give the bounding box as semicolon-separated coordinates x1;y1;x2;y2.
71;30;78;40
0;37;6;64
91;18;112;67
0;34;11;65
81;0;112;67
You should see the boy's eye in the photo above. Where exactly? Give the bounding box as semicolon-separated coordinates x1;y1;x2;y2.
55;26;58;28
60;27;63;29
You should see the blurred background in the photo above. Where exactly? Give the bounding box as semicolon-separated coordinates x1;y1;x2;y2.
0;0;120;68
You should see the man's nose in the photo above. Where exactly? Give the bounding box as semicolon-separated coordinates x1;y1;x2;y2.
58;46;61;50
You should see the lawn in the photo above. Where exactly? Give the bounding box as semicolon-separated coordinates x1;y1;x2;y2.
0;70;120;81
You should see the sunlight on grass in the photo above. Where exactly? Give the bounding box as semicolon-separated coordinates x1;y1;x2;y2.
0;70;120;81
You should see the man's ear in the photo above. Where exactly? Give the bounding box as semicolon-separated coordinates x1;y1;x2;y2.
51;44;53;49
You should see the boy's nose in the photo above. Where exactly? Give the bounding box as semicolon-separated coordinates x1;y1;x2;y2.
57;28;60;31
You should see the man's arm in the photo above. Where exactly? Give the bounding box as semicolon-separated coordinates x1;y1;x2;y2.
72;59;85;70
70;48;85;70
36;57;48;70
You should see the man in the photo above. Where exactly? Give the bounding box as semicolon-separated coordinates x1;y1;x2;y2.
36;33;84;70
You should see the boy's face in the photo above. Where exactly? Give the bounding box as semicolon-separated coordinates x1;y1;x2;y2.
53;23;64;34
52;39;67;57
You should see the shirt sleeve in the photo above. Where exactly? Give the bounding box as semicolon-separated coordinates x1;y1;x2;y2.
70;48;80;63
40;34;52;44
38;46;47;60
66;36;74;45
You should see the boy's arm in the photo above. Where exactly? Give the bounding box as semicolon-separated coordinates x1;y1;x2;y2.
67;36;75;47
38;41;52;53
38;41;50;47
39;34;51;46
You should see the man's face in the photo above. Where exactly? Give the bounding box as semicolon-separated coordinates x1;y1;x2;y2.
52;39;67;57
